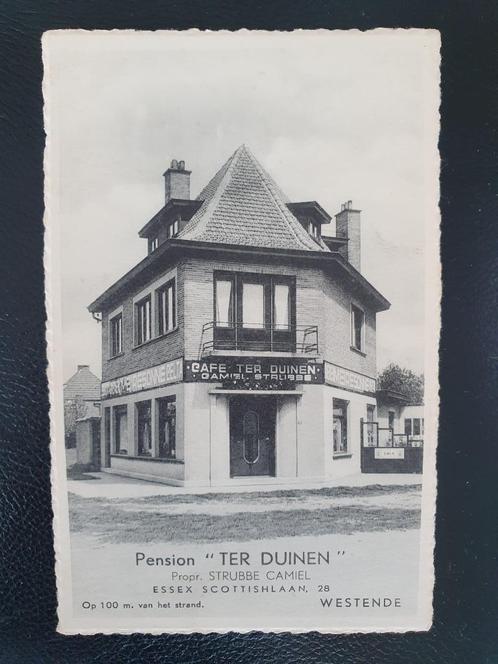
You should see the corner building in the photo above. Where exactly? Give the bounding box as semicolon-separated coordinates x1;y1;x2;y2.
89;146;390;487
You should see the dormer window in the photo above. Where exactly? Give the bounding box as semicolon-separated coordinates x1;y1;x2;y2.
167;219;179;239
308;220;320;239
149;237;159;253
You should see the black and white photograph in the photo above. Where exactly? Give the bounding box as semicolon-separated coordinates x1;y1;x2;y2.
44;29;440;634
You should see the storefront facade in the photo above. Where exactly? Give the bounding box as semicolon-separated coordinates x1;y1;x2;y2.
89;146;390;486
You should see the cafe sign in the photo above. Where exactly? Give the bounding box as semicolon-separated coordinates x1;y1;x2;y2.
101;358;183;399
324;361;376;395
184;357;324;389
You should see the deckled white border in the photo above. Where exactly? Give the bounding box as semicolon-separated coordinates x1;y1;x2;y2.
43;28;441;635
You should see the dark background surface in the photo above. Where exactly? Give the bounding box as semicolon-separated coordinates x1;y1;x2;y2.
0;1;497;662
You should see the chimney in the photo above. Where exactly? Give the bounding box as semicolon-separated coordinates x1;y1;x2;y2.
77;364;89;371
335;200;361;271
163;159;191;203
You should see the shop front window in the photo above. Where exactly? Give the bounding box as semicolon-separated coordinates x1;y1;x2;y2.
413;418;421;436
158;397;176;459
404;418;412;436
333;399;349;455
137;401;152;456
113;405;128;454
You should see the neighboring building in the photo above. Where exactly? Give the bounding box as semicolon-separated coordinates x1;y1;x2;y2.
376;389;424;447
63;365;101;448
88;146;390;487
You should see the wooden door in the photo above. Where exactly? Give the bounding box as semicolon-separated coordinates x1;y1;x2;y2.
230;396;276;477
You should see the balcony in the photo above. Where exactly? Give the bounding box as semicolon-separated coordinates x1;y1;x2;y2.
198;322;319;359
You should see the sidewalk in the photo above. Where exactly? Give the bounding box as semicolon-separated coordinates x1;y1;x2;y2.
67;471;421;499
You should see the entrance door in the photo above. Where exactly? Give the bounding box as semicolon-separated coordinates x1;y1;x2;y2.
230;396;276;477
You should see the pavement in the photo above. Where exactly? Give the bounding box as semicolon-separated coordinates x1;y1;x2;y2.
67;470;421;499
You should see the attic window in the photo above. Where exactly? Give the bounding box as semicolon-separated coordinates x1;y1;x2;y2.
149;237;159;253
308;220;320;239
167;219;179;238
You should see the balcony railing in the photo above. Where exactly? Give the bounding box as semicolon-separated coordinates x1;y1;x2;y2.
198;321;319;359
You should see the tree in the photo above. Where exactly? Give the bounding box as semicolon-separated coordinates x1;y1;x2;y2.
377;364;424;404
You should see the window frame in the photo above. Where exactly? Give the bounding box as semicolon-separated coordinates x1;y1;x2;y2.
136;400;152;457
157;395;177;459
214;276;235;328
167;218;179;239
132;268;178;348
113;404;128;454
156;278;176;336
350;302;366;353
213;271;296;330
332;398;350;457
149;236;159;253
135;295;152;346
109;312;123;357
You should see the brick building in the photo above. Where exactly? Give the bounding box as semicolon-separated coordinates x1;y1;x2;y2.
88;145;390;486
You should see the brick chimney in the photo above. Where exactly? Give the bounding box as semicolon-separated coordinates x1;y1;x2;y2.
77;364;89;371
163;159;191;203
335;200;361;272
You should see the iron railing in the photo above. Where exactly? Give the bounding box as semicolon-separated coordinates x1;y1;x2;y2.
362;422;424;448
198;321;319;359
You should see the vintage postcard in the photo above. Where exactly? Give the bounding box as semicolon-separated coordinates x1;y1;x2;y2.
43;29;440;634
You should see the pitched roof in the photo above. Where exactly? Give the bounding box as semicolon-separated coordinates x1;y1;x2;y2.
178;145;330;251
63;365;101;401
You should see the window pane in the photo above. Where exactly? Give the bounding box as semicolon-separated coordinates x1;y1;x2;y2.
243;283;264;328
137;401;152;456
114;406;128;454
274;284;289;330
351;305;363;349
158;398;176;458
216;280;234;327
413;418;421;436
405;418;412;435
243;411;259;464
168;283;174;330
333;399;348;454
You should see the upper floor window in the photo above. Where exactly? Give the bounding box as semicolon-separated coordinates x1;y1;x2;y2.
110;313;122;357
273;283;290;330
351;303;365;352
135;296;151;346
213;272;296;353
149;237;159;253
215;278;234;327
167;219;179;238
242;282;265;329
157;279;176;335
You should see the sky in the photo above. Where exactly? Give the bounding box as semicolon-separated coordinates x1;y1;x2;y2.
44;30;440;382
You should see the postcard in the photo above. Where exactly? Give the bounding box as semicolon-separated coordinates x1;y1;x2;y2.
43;28;440;633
